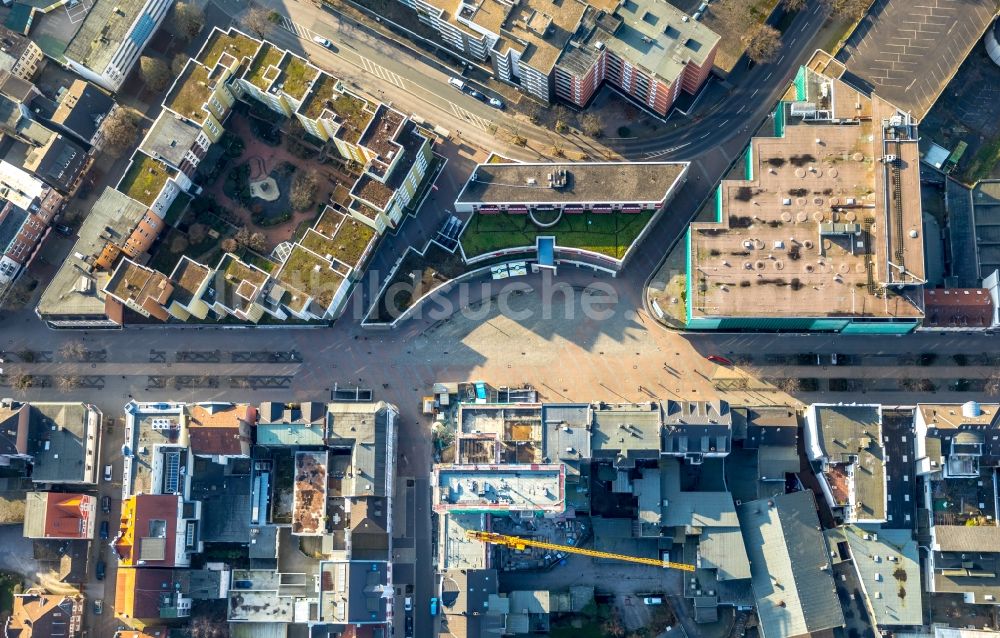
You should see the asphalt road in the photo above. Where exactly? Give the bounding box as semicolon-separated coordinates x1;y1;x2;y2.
0;3;971;637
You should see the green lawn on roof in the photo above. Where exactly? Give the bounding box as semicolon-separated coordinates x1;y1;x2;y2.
248;46;283;90
281;55;317;99
167;64;210;122
279;247;344;307
303;75;338;119
120;155;172;206
328;219;375;267
459;210;654;260
199;31;259;68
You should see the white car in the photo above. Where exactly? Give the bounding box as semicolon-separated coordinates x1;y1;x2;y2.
404;597;412;612
312;35;332;48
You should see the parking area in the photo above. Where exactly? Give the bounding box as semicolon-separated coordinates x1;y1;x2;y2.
836;0;996;118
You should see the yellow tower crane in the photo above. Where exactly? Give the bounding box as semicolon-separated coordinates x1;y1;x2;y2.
466;530;696;571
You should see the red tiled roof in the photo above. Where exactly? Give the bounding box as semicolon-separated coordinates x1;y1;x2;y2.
115;494;179;567
924;288;994;328
44;493;93;539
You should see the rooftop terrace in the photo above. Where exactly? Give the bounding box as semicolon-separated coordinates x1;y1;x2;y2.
807;404;886;523
118;153;175;207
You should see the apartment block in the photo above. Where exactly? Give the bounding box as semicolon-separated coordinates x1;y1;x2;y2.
0;162;64;284
38;26;439;328
684;52;925;332
62;0;171;92
0;25;44;81
385;0;718;111
236;43;321;118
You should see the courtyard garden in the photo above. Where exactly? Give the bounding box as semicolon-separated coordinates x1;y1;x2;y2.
459;210;655;260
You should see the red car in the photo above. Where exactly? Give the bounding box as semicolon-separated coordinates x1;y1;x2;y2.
706;355;734;366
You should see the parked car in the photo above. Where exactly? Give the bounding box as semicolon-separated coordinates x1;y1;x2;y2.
488;97;505;109
93;599;103;615
52;224;73;236
95;561;105;580
99;520;109;540
404;597;412;611
101;496;110;513
104;464;113;482
405;613;414;637
430;597;439;616
448;77;465;91
465;87;483;100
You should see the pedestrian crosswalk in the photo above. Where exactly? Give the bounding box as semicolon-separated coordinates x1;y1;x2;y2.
273;12;496;134
357;57;407;89
278;16;312;39
449;102;494;132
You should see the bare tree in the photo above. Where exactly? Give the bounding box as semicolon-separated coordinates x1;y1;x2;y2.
745;24;781;63
554;106;573;134
12;374;34;392
170;2;205;41
521;101;542;125
221;237;239;253
290;170;319;211
987;371;1000;397
824;0;872;20
56;376;82;393
140;56;171;91
782;0;807;11
242;6;273;39
101;107;140;157
580;113;604;138
172;52;190;76
59;340;87;361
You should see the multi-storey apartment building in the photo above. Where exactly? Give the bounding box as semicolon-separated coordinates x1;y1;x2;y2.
382;0;718;111
554;0;718;115
62;0;171;92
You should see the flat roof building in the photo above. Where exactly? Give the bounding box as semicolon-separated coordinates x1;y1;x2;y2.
455;161;688;212
36;187;151;328
805;404;887;525
684;52;926;333
737;490;845;638
63;0;171;92
433;463;566;514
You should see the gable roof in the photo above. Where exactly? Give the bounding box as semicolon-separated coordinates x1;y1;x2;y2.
737;490;845;638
